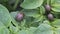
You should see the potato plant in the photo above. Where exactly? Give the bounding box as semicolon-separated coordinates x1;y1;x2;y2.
0;0;60;34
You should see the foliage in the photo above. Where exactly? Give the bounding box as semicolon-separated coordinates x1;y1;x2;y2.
0;0;60;34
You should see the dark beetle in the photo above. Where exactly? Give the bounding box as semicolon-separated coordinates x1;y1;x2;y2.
15;12;24;22
48;13;54;21
45;4;51;11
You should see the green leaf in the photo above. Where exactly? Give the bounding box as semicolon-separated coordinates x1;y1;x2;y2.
0;21;5;29
25;17;35;27
10;11;19;27
0;27;10;34
42;20;50;25
21;19;26;27
22;9;40;18
0;21;10;34
34;23;53;34
51;0;60;12
55;28;60;34
20;0;44;9
10;11;18;18
27;27;37;33
17;27;37;34
51;0;56;4
51;11;60;18
9;24;19;34
51;0;60;4
52;19;60;27
51;4;60;12
20;19;26;30
27;27;37;34
39;6;45;14
17;24;53;34
17;30;27;34
33;15;45;22
0;4;12;27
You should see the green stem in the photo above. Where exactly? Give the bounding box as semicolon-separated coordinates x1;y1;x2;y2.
47;0;50;5
13;0;20;10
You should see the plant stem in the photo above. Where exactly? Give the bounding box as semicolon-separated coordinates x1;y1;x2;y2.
13;0;20;10
47;0;50;5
